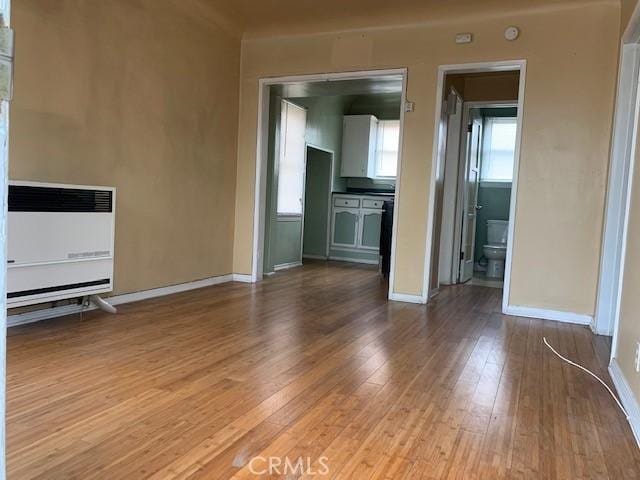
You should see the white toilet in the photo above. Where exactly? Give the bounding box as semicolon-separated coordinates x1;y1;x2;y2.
483;220;509;279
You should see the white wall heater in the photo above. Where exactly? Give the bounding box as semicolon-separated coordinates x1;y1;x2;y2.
7;181;116;308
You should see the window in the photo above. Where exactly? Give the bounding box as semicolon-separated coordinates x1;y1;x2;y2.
277;101;307;215
375;120;400;178
480;117;517;183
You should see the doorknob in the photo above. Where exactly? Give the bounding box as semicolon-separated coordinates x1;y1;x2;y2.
474;205;483;210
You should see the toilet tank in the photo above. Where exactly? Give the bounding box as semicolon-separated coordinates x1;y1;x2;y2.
487;220;509;245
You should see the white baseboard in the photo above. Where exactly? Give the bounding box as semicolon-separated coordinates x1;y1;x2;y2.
328;256;379;265
274;261;302;271
108;274;233;306
503;305;592;325
302;254;327;260
590;319;613;336
389;292;427;304
609;358;640;447
232;273;254;283
8;273;235;327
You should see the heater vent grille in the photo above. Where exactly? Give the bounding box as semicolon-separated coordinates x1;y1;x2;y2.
9;185;113;213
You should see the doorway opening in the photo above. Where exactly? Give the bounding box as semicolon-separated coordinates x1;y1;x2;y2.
426;62;526;311
253;70;407;299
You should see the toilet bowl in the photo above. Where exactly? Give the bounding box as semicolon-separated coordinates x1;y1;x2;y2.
483;220;509;279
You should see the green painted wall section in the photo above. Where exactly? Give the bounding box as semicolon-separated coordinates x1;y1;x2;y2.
303;149;332;257
274;218;303;266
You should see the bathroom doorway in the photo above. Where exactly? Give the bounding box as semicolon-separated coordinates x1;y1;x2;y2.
426;62;525;307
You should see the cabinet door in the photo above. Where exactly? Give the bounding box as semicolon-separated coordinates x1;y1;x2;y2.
332;208;359;248
341;115;377;178
359;209;382;250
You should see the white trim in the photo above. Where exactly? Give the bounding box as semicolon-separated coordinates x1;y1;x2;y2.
232;274;254;283
8;273;238;327
479;181;512;189
273;261;302;271
104;275;234;305
388;69;409;302
302;254;328;260
328;255;379;265
609;358;640;447
503;305;591;325
422;60;526;312
389;292;426;304
595;45;640;337
251;69;407;286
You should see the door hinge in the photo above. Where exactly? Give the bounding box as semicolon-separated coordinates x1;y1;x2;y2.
467;123;473;133
460;251;464;261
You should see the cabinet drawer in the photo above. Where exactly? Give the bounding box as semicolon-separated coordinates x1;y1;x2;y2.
334;197;360;208
362;198;385;209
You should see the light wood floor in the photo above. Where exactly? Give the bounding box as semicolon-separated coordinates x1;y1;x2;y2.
7;261;640;479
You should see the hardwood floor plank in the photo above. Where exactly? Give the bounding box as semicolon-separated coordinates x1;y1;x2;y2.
6;261;640;479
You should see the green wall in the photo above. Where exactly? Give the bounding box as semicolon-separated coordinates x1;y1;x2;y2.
274;218;303;266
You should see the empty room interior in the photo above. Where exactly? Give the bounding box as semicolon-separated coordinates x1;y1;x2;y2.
3;0;640;478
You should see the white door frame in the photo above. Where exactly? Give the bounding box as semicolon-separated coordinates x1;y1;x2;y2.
450;100;518;284
251;68;408;304
595;7;640;341
423;60;527;311
303;143;334;259
0;1;10;477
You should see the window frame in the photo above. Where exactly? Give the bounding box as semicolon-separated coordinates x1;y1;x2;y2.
374;119;400;179
479;116;517;184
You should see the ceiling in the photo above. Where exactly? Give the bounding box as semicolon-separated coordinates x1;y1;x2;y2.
208;0;595;36
270;75;403;98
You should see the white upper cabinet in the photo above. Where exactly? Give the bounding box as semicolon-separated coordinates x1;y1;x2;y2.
341;115;378;178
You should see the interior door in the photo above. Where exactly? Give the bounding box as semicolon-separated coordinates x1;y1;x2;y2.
458;110;482;283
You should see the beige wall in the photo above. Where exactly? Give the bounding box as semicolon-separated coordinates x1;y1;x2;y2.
10;0;241;295
233;1;620;314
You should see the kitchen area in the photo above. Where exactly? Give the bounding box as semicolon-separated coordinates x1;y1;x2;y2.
262;74;402;277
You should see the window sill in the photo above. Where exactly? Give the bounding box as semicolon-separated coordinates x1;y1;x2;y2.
480;181;512;189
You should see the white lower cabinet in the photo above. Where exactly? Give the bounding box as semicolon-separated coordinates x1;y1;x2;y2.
330;194;388;264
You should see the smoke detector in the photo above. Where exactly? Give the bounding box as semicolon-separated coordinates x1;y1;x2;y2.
505;26;519;41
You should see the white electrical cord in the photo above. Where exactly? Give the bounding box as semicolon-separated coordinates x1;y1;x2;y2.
543;337;629;420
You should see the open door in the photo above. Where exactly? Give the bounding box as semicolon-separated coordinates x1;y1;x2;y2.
458;110;482;283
